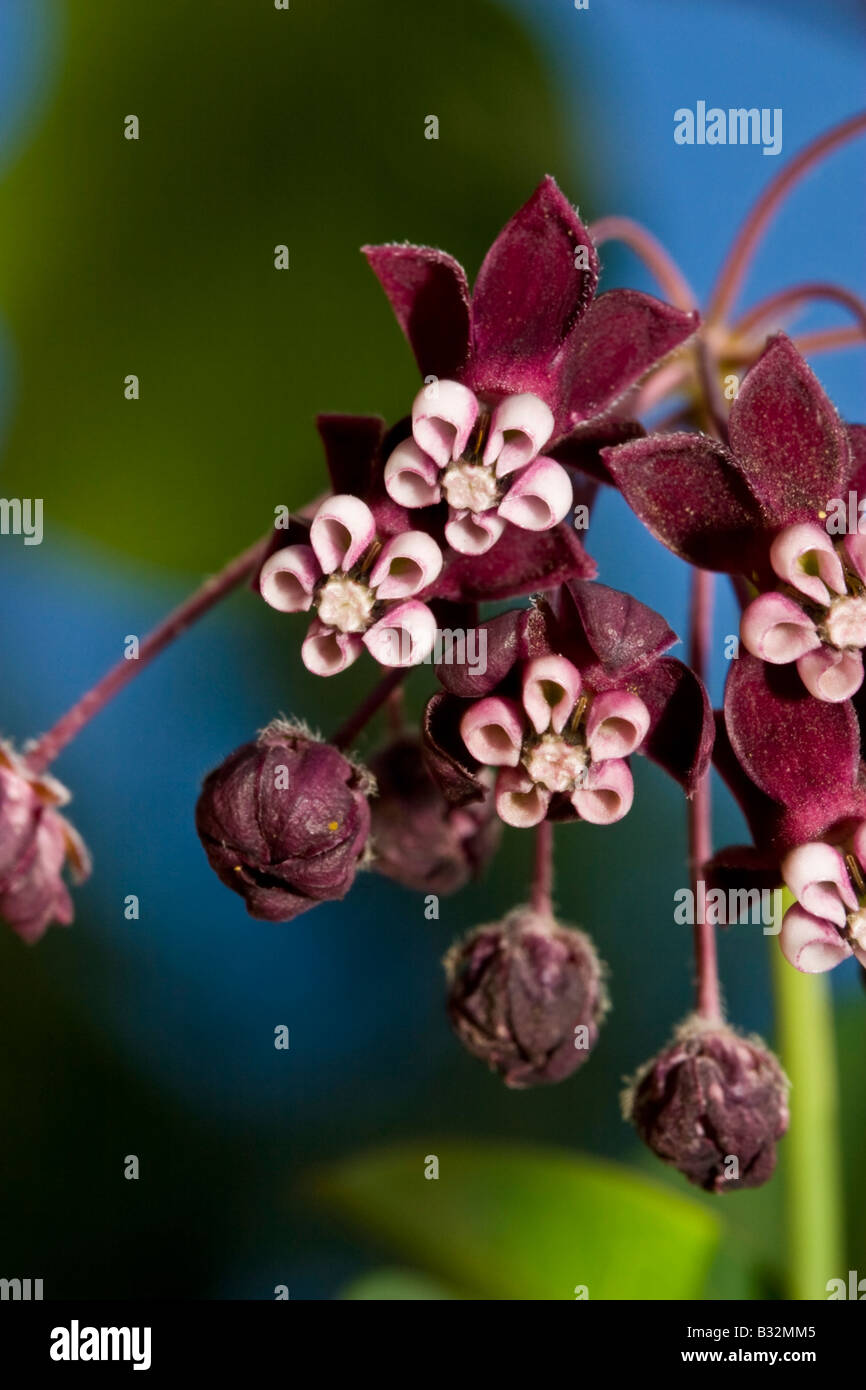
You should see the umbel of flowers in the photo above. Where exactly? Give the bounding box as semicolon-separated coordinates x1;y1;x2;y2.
6;120;866;1199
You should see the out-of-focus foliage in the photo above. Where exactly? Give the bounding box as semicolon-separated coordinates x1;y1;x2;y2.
313;1140;721;1300
0;0;571;572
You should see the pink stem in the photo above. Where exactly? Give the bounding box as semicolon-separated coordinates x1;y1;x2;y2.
734;281;866;339
589;216;697;310
26;533;273;773
531;818;554;918
793;325;865;355
332;668;407;750
688;567;721;1021
707;111;866;326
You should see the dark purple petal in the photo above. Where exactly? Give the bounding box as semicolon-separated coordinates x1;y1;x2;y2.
469;176;599;400
724;652;861;809
430;519;596;605
362;244;472;380
422;692;487;805
435;605;554;699
558;579;678;682
316;413;385;496
729;334;851;525
551;417;645;486
560;290;698;431
603;431;767;572
628;657;714;795
703;846;783;896
845;423;866;492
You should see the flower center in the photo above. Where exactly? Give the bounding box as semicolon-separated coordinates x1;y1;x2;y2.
846;906;866;951
823;594;866;650
522;734;588;793
441;460;500;514
317;575;374;633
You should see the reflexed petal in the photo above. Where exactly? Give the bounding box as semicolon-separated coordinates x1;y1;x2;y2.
781;842;855;926
769;523;844;604
444;509;506;555
497;457;573;532
494;766;550;827
796;646;864;702
560;579;677;680
310;495;376;573
572;758;633;824
561;289;697;429
383;438;442;508
729;334;851;524
471;177;599;394
586;690;651;761
853;821;866;871
411;379;478;467
301;620;364;677
628;657;714;796
740;592;820;664
259;545;319;613
363;600;438;667
521;655;582;734
459;697;524;767
779;905;850;973
431;520;595;603
370;530;443;599
361;243;472;380
603;432;766;573
483;393;554;476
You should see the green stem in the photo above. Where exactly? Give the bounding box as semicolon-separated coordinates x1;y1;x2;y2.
771;898;843;1300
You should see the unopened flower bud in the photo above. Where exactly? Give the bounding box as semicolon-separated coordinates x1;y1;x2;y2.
368;736;500;894
623;1015;790;1192
444;905;608;1087
0;742;90;944
195;720;373;921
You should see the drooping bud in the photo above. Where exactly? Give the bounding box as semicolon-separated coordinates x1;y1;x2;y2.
195;720;373;922
444;905;608;1087
622;1015;789;1192
0;742;91;944
368;736;500;894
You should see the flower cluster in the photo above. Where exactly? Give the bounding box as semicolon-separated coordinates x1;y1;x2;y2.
8;133;866;1199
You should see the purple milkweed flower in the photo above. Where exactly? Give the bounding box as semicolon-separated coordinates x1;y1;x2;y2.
259;494;443;675
780;828;866;973
604;335;866;702
707;652;866;899
423;579;713;825
364;176;697;556
623;1016;789;1192
0;741;90;944
195;720;373;921
368;735;500;895
444;905;608;1088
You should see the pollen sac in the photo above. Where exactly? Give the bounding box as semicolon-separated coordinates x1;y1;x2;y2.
195;720;373;921
444;905;608;1087
368;736;500;895
623;1016;790;1192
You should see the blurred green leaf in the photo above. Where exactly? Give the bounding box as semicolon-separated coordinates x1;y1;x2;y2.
312;1140;721;1300
339;1268;461;1301
0;0;576;573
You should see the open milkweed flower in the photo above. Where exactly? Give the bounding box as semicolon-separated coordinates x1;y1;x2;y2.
259;493;444;675
779;827;866;974
0;741;90;944
604;334;866;702
364;175;697;555
423;579;713;827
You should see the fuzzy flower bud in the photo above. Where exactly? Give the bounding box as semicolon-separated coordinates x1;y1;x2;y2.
444;905;607;1087
0;742;90;944
368;736;500;894
622;1016;790;1192
195;720;373;922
